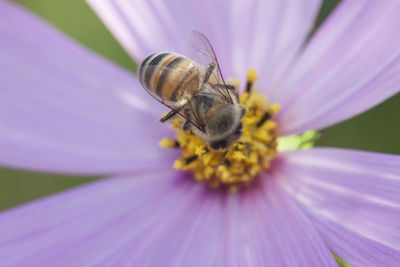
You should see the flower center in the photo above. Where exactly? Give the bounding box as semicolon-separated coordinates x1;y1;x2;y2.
159;70;280;191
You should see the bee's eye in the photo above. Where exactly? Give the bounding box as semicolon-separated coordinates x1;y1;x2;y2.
234;122;243;135
240;108;246;118
210;139;227;150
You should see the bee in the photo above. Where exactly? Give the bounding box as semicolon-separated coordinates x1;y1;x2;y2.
139;31;245;150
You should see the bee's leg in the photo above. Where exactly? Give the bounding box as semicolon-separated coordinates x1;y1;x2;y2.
215;84;239;99
183;120;191;131
202;62;216;85
218;150;229;166
160;110;177;123
224;84;236;91
214;84;236;91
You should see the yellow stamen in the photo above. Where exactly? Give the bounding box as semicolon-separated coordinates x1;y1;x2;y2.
269;103;280;114
159;138;178;148
173;159;185;169
195;146;206;155
160;70;280;189
247;68;258;83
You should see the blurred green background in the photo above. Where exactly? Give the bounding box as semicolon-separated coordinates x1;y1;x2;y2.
1;0;399;213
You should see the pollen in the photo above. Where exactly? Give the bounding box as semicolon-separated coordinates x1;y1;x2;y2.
160;70;280;189
247;68;258;83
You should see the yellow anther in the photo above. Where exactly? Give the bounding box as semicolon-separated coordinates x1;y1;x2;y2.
159;138;177;148
217;165;227;173
160;69;280;190
254;131;270;142
269;103;280;114
173;159;184;169
202;153;214;165
195;146;206;155
247;69;258;83
172;119;182;127
264;120;277;130
232;151;246;160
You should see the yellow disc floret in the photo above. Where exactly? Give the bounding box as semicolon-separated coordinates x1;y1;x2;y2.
160;70;280;190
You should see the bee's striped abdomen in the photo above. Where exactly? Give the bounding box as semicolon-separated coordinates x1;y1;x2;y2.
139;52;199;104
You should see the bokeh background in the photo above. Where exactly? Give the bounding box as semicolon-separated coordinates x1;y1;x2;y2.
1;0;399;215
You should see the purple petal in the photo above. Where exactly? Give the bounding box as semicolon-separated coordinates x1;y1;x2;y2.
275;148;400;266
86;0;321;90
0;1;174;174
0;170;188;266
274;0;400;135
0;169;336;266
214;178;337;267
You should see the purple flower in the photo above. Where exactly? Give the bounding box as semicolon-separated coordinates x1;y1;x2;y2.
1;0;400;266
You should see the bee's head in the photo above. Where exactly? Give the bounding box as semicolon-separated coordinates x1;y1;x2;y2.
208;120;243;150
203;103;245;151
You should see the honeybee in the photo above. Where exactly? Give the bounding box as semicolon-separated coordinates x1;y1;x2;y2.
139;31;245;150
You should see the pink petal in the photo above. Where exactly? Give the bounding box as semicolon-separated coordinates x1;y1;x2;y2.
0;1;174;174
276;148;400;266
274;0;400;134
0;170;336;266
86;0;321;90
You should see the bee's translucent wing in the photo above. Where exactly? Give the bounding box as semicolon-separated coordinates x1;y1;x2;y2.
186;31;233;104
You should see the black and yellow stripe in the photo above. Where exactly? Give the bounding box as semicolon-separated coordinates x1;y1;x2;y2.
139;52;200;103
